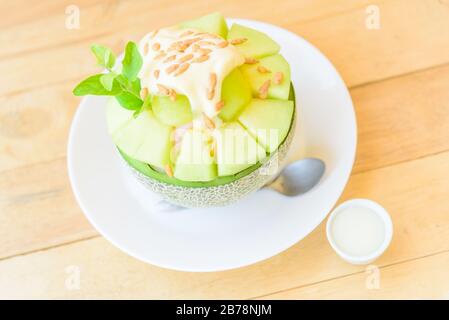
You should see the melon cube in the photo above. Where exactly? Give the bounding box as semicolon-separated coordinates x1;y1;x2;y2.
152;94;193;127
240;54;291;100
106;97;133;135
238;99;294;153
219;68;252;121
174;129;217;181
179;12;228;38
215;122;266;176
227;24;280;58
111;108;172;168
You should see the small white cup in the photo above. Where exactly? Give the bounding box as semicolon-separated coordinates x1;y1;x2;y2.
326;199;393;265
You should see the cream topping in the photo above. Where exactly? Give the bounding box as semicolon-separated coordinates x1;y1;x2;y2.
138;27;245;128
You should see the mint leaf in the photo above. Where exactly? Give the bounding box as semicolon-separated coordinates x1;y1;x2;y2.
115;91;143;110
91;45;116;69
130;78;141;94
100;73;116;91
73;74;121;96
74;41;144;112
115;74;141;95
122;41;142;81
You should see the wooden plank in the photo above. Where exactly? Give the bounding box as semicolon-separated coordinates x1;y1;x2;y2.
0;150;449;298
0;158;96;260
0;0;449;96
258;251;449;299
352;63;449;173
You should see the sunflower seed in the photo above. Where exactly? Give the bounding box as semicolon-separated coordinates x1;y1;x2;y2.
217;40;229;48
174;63;190;76
274;71;284;84
152;43;161;51
183;37;201;45
209;72;217;88
178;53;194;63
192;55;209;63
163;54;177;63
157;84;170;95
169;89;177;101
140;88;148;99
207;88;215;100
245;57;259;64
166;64;180;74
202;113;215;129
198;48;212;55
230;38;247;45
164;164;174;177
215;100;225;111
176;42;189;52
257;65;271;73
259;80;271;99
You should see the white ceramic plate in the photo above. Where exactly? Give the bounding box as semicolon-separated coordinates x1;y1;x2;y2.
68;19;357;272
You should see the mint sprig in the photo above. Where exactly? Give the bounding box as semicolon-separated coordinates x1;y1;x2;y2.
73;41;149;113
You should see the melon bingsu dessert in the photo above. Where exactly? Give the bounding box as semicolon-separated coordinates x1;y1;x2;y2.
73;13;296;207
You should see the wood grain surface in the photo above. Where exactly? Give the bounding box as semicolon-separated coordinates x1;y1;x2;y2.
0;0;448;299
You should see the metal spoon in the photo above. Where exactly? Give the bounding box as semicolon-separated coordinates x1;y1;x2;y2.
268;158;325;196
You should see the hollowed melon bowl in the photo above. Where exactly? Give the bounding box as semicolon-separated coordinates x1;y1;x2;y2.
106;13;297;208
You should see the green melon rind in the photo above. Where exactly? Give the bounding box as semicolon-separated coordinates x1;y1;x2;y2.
119;148;264;187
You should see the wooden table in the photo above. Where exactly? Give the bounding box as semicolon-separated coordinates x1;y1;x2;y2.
1;0;449;299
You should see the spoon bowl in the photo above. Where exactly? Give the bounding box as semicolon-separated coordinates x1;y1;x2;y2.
268;158;325;196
